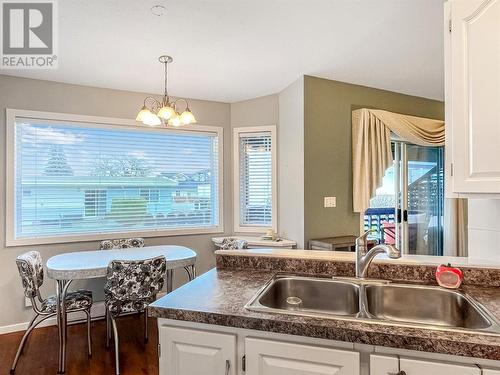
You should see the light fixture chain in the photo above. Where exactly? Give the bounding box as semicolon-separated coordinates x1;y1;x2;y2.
164;60;169;99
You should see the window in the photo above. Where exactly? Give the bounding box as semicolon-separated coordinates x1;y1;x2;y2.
6;109;223;246
233;126;276;232
140;189;160;203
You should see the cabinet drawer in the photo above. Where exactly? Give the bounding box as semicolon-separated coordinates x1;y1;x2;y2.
370;354;482;375
245;337;359;375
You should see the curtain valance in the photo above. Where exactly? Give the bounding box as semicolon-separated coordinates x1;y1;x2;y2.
352;108;444;213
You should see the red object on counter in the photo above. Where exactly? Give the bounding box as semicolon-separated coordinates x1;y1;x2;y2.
435;263;463;289
382;222;396;245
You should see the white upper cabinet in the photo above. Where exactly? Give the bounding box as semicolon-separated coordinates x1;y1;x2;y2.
446;0;500;195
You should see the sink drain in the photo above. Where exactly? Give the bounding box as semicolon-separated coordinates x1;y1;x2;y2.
286;296;303;306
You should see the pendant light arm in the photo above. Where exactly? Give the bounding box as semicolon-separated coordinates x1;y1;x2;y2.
173;98;197;125
143;96;161;111
172;98;191;111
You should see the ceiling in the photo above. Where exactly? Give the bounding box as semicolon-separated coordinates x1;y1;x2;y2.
0;0;445;103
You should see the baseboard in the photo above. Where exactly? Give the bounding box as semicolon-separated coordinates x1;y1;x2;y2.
0;302;106;335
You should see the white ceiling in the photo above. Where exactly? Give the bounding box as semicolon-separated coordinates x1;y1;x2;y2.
1;0;445;103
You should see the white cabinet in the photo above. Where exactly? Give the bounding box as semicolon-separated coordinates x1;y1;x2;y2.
245;338;359;375
159;326;236;375
445;0;500;195
370;354;481;375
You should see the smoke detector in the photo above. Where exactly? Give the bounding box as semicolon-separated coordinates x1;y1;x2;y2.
151;5;166;16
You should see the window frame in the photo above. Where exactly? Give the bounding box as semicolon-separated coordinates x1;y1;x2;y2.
361;140;445;255
233;126;277;233
5;108;224;247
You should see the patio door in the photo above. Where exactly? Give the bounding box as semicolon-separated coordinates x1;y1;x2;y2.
365;141;444;256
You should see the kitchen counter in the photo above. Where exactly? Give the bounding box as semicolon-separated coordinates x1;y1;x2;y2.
212;236;297;248
149;267;500;360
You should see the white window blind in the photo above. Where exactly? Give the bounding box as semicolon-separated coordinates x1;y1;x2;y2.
238;132;273;226
13;118;220;241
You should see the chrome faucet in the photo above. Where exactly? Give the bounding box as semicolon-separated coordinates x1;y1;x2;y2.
355;230;401;278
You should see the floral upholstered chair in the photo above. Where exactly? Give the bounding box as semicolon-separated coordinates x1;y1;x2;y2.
99;237;145;250
11;251;93;373
104;255;166;375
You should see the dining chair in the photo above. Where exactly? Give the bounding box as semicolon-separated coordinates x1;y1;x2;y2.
104;255;167;375
11;251;93;373
99;237;145;250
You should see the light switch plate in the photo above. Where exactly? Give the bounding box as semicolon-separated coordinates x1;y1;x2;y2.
324;196;336;208
25;297;32;308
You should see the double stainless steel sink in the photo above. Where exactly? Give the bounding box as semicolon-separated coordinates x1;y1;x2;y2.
245;274;500;334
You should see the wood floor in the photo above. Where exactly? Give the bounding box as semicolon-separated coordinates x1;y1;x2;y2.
0;315;159;375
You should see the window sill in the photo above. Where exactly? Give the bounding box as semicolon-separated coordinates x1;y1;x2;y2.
233;224;277;234
5;226;225;247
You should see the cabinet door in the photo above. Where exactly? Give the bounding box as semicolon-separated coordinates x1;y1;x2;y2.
159;326;236;375
370;354;481;375
449;0;500;193
245;337;359;375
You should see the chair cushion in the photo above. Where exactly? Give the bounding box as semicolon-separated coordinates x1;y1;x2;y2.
106;296;156;316
41;290;93;313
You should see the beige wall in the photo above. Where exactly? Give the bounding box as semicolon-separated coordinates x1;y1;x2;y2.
303;76;444;246
231;94;279;128
0;75;231;328
230;94;280;236
278;78;305;247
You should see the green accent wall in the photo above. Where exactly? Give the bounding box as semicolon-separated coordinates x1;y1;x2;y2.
303;75;444;245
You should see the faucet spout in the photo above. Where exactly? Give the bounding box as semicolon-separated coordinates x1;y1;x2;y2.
355;231;401;278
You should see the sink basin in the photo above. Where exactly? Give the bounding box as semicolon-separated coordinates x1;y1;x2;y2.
364;284;497;331
246;275;360;317
245;274;500;334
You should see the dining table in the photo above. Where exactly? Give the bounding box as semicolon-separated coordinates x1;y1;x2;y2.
46;245;197;374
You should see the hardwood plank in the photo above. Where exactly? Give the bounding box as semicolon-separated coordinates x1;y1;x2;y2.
0;315;159;375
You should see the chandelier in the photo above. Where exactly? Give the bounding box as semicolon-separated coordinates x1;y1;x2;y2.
136;55;196;127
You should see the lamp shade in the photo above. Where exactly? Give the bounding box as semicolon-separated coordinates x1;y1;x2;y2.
157;105;177;120
136;106;152;122
143;112;162;126
168;115;182;127
180;109;197;125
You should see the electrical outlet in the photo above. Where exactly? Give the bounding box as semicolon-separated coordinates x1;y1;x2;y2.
25;297;32;308
324;196;336;208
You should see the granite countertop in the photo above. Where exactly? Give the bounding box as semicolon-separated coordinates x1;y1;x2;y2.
212;236;297;247
149;268;500;360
